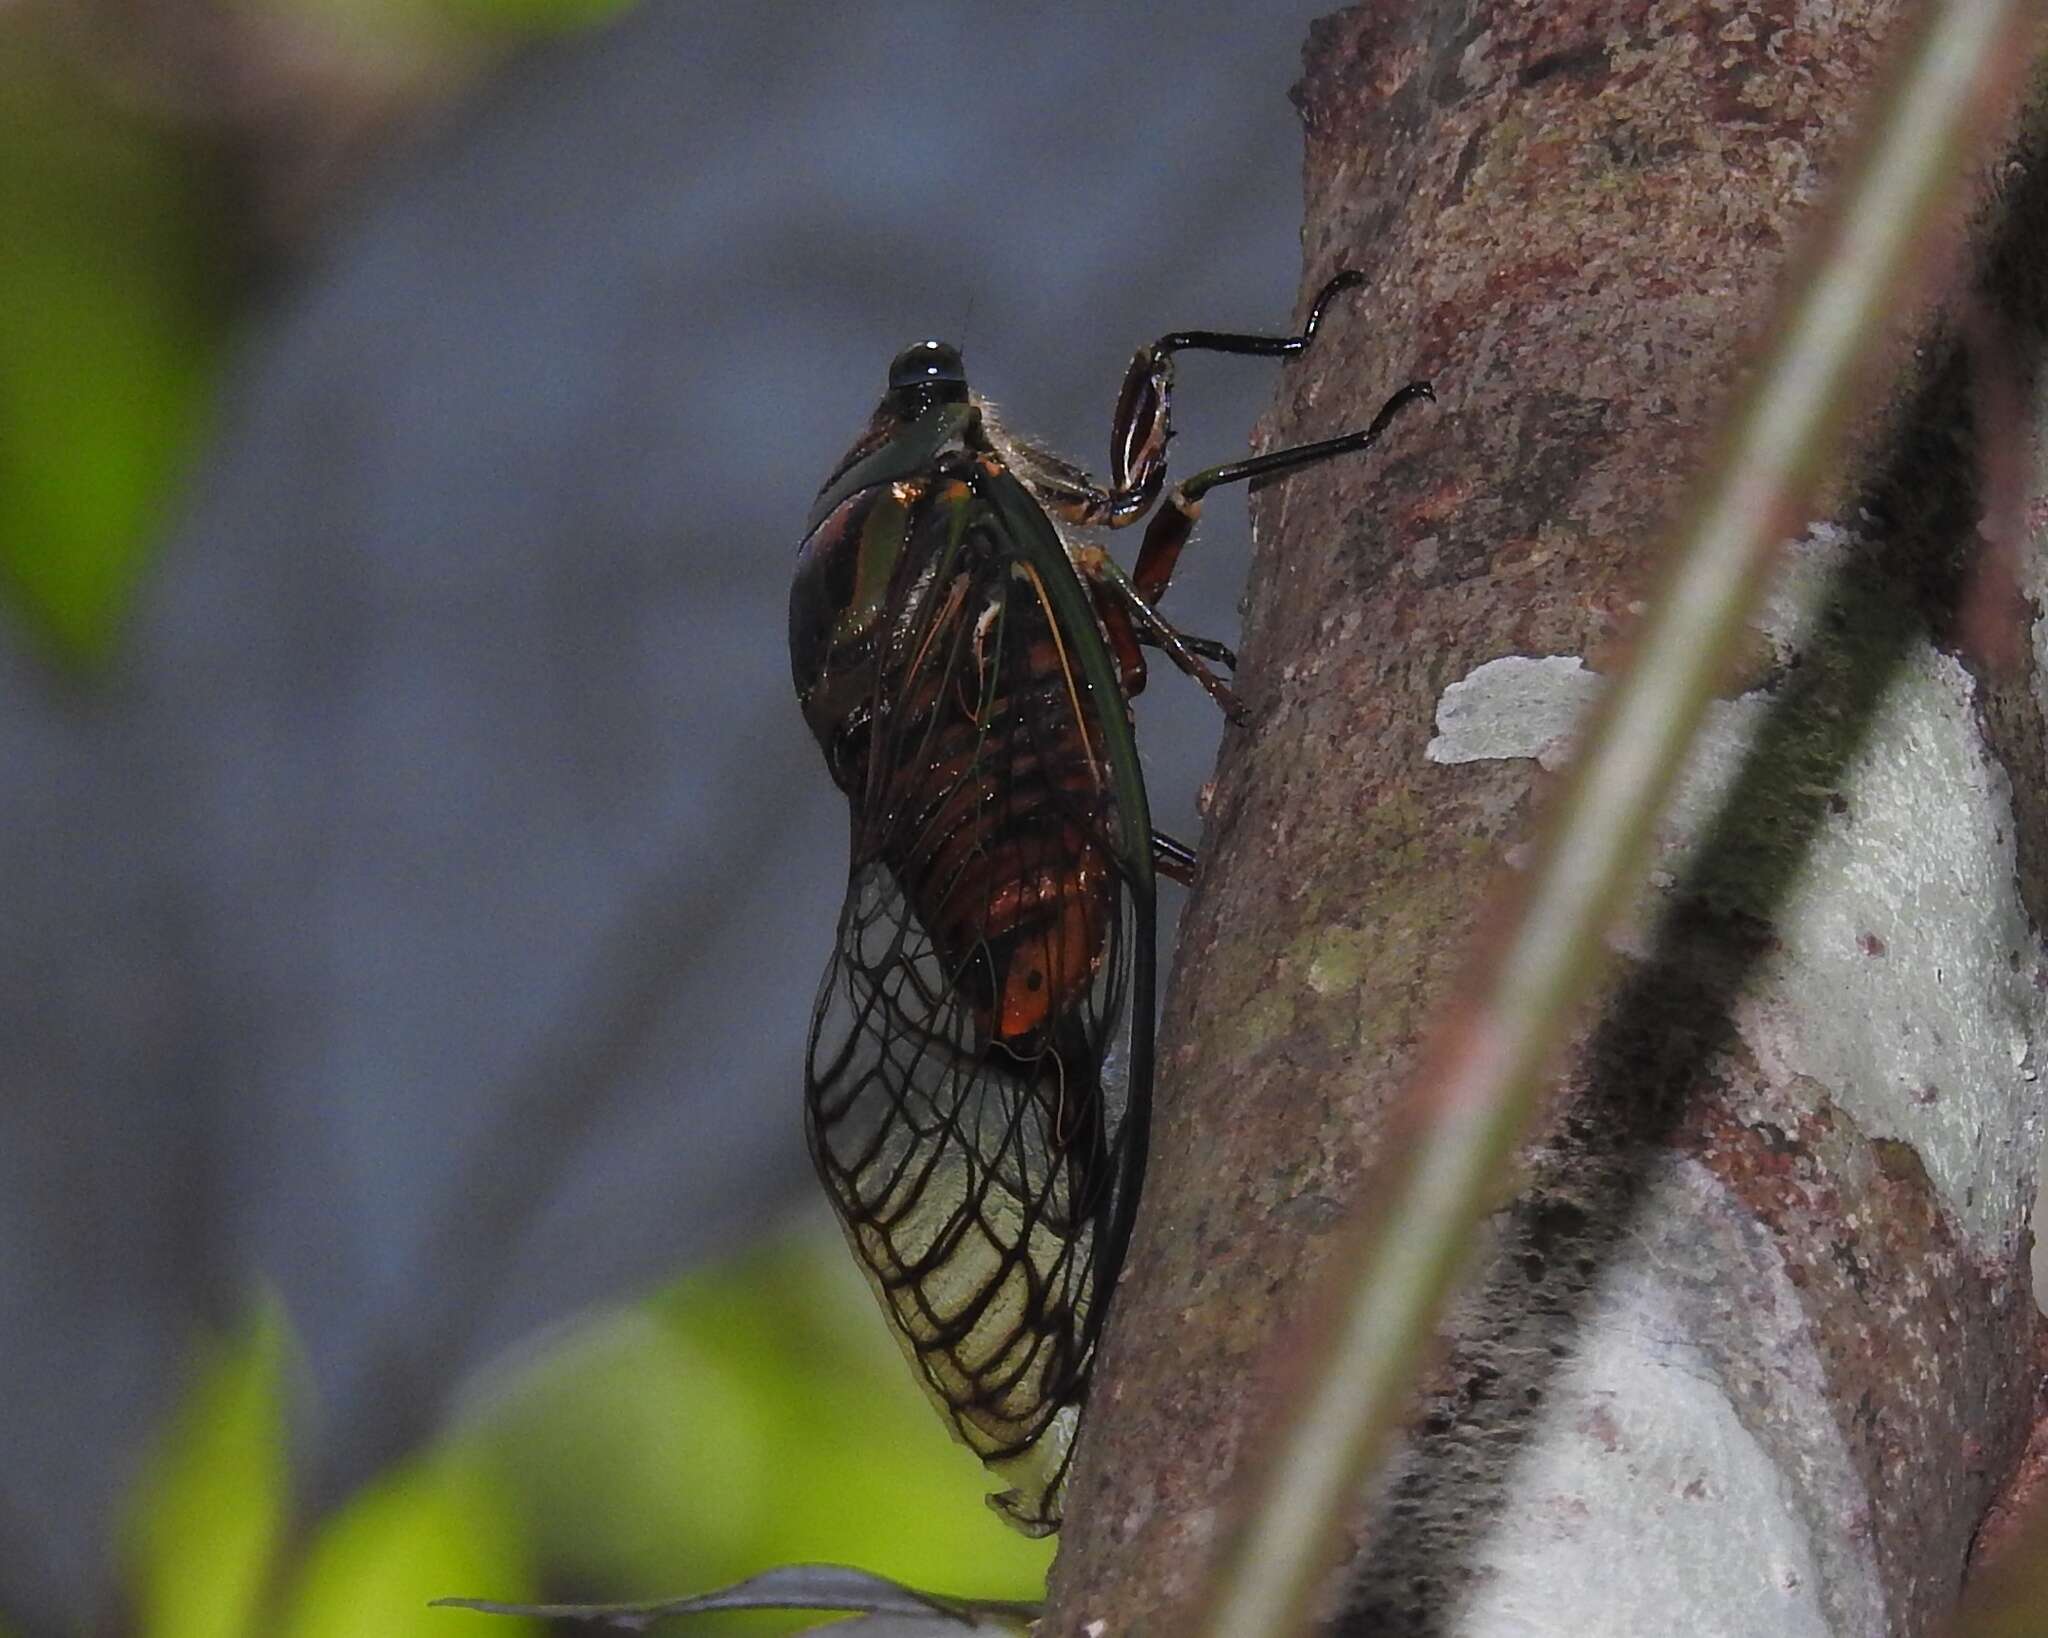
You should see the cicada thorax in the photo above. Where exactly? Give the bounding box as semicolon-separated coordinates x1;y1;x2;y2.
799;459;1128;1069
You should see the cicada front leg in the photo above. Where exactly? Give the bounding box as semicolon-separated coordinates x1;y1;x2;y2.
1075;366;1440;730
1071;545;1245;725
1063;269;1434;634
1028;270;1375;543
1026;270;1436;724
1115;269;1378;558
1149;371;1436;569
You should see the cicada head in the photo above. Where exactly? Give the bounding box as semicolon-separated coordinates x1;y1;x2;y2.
885;339;968;413
807;341;973;516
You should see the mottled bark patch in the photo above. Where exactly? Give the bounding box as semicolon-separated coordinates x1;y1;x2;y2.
1683;1073;2033;1629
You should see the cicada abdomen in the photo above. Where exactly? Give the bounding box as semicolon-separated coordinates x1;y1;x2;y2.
791;289;1430;1533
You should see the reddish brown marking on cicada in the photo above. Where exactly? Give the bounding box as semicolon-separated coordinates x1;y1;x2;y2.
941;829;1110;1042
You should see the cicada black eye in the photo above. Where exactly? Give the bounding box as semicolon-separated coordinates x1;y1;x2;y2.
887;340;968;404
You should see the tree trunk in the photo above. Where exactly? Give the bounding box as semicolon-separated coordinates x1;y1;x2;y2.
1044;4;2047;1635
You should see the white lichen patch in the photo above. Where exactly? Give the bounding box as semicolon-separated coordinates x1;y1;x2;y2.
1753;521;1860;663
1424;528;2047;1261
1456;1338;1831;1638
1733;640;2043;1252
1424;650;1773;838
1740;529;2042;1258
1450;1160;1875;1637
1426;653;1600;769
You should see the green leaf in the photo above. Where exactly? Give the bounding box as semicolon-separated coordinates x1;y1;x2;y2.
474;1224;1055;1606
279;1448;537;1638
258;0;640;48
122;1303;290;1638
0;37;226;666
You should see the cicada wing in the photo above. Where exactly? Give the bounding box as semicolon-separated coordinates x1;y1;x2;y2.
805;870;1141;1532
803;472;1152;1535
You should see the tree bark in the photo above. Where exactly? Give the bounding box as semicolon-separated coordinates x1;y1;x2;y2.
1045;4;2047;1635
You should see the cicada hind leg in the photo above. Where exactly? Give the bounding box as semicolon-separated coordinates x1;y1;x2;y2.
1041;271;1436;723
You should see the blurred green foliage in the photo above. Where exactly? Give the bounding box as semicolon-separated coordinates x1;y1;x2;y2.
0;39;226;668
482;1227;1057;1606
11;3;1057;1627
439;0;636;33
281;1452;537;1638
124;1305;290;1638
0;0;639;669
127;1223;1053;1637
275;0;640;47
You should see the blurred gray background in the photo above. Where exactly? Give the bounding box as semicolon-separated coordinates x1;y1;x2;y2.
1;0;1363;1624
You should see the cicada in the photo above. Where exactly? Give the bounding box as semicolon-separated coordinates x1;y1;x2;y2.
790;272;1431;1533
